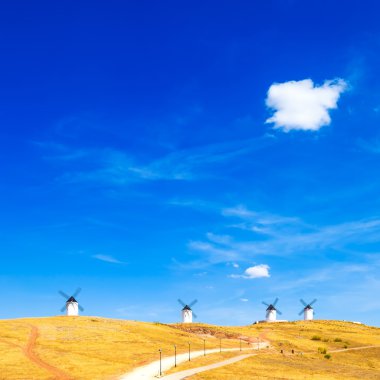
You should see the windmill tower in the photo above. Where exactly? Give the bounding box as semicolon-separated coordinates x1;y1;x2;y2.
299;299;317;321
59;288;84;316
178;299;198;323
262;298;282;322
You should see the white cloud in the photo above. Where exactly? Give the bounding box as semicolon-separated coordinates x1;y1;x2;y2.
92;254;124;264
266;78;347;132
240;298;249;302
230;264;270;279
244;264;270;278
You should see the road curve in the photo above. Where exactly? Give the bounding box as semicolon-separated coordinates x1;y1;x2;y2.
160;353;253;380
119;342;268;380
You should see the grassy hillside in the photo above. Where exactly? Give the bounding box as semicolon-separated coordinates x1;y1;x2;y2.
186;320;380;380
0;316;245;380
0;317;378;379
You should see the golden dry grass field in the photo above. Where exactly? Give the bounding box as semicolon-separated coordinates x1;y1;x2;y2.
187;320;380;380
0;317;378;379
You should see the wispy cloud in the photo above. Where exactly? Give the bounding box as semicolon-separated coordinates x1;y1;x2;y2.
357;138;380;154
271;260;378;293
37;136;274;186
92;254;125;264
189;205;380;264
266;78;347;132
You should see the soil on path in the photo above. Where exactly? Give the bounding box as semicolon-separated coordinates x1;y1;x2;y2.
0;323;72;380
330;345;380;353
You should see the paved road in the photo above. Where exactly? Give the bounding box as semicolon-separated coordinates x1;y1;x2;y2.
160;353;253;380
119;342;268;380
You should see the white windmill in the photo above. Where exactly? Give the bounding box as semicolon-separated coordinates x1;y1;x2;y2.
262;298;282;322
59;288;84;316
177;299;198;323
299;299;317;321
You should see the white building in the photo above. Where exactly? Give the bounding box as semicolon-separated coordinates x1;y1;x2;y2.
266;304;277;322
303;305;314;321
181;305;192;323
66;296;79;316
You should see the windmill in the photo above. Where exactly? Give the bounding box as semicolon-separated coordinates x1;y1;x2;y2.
262;298;282;322
177;299;198;323
59;288;84;316
299;299;317;321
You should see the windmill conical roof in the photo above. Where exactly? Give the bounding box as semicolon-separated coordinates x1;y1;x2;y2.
266;304;276;311
182;305;192;311
67;296;78;303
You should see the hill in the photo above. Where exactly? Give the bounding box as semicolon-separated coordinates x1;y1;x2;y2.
0;317;378;379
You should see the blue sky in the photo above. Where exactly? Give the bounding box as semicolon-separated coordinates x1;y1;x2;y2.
1;0;380;326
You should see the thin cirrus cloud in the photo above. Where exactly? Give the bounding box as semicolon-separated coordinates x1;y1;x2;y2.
37;122;264;184
92;254;125;264
230;264;270;279
266;78;347;132
37;136;274;186
189;205;380;264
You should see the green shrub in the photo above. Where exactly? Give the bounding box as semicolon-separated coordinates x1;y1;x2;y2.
334;338;342;342
324;354;331;359
318;347;327;354
311;335;321;341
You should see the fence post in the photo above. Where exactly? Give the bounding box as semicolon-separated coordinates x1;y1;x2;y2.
159;349;162;377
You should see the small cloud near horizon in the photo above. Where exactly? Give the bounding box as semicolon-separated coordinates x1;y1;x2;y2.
230;264;270;279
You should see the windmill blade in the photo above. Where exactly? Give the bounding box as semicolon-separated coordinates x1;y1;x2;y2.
60;305;66;313
78;305;84;312
189;299;198;308
59;290;70;299
177;299;186;307
298;309;304;316
300;299;307;307
72;288;82;298
192;312;198;319
309;299;317;307
272;298;279;306
276;309;282;315
262;301;269;307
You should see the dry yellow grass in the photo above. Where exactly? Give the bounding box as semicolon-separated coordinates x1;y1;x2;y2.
0;317;378;380
0;317;245;380
187;320;380;380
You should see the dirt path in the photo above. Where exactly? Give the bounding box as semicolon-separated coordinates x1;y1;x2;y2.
0;324;72;380
330;345;380;353
119;341;268;380
23;324;73;380
161;354;253;380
